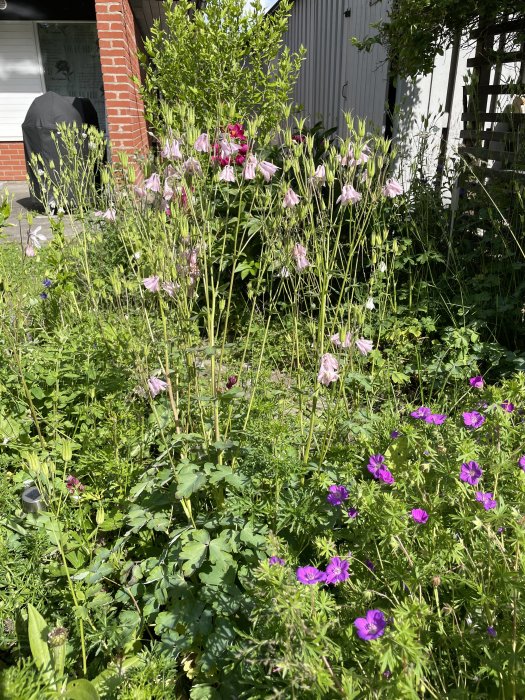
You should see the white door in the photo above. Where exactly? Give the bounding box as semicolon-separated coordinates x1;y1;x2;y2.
0;22;45;141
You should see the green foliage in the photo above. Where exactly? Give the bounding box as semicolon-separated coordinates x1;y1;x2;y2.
358;0;522;77
0;108;524;698
140;0;305;135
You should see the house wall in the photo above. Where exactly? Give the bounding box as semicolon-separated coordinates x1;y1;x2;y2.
95;0;149;166
0;0;149;181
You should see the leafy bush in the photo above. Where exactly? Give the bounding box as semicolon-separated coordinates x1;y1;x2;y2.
140;0;305;137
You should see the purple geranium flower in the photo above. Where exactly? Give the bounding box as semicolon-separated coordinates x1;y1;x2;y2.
327;485;349;506
411;508;429;524
268;556;285;566
42;278;52;288
296;566;327;584
411;406;431;419
463;411;486;429
425;413;447;425
390;430;400;439
348;508;358;519
368;454;386;468
475;491;497;510
354;609;387;640
378;467;395;485
325;557;350;584
487;626;497;637
460;461;483;486
501;400;515;413
469;376;484;389
365;559;375;571
519;455;525;471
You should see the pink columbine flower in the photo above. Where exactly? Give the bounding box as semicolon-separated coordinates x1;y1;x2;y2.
243;155;258;180
143;276;161;293
163;180;174;201
283;187;300;208
148;376;168;398
183;158;202;176
161;139;182;159
66;475;85;494
340;144;370;167
219;165;236;182
355;338;373;356
144;172;161;192
162;281;179;297
258;160;279;182
24;226;46;258
311;164;326;186
219;138;240;159
331;332;352;349
469;376;484;389
292;243;310;271
382;179;403;198
95;208;116;221
185;248;200;284
194;133;210;153
336;184;362;206
411;508;429;524
318;353;339;386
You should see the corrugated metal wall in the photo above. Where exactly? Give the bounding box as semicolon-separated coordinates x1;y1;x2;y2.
283;0;391;135
284;0;347;132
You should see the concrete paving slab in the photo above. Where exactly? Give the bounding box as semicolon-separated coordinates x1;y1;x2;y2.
0;180;75;245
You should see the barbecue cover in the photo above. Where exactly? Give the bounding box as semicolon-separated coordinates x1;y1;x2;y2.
22;91;100;205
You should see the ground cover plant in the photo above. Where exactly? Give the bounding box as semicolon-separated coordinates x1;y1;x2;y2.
1;105;525;700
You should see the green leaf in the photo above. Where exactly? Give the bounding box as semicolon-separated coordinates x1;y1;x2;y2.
27;604;52;679
65;679;100;700
180;529;210;576
176;463;207;499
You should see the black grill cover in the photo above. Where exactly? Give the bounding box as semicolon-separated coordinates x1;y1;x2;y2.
22;91;100;205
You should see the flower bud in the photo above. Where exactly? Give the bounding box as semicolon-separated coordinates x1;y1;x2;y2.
432;575;441;587
48;626;68;648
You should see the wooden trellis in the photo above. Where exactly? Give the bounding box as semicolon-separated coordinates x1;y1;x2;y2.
460;15;525;192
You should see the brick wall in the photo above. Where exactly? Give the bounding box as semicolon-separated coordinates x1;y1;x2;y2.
95;0;149;167
0;142;27;181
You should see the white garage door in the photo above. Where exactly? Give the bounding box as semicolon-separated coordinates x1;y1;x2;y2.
0;23;45;141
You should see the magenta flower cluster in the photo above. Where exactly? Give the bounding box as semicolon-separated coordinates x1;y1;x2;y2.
296;556;350;585
367;454;395;485
410;406;447;425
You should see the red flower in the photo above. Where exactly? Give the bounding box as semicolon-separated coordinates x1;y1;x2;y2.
228;123;245;139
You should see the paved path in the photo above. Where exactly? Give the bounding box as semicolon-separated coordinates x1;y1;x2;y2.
0;181;74;244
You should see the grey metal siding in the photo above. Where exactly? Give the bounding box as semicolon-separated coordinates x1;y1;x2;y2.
283;0;390;135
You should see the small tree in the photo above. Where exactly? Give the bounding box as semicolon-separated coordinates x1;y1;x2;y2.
140;0;305;136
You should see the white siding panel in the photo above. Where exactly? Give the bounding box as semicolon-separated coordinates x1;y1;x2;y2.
0;23;44;141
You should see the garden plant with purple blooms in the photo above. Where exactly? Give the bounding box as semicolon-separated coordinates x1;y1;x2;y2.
1;41;525;698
